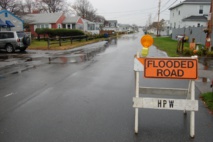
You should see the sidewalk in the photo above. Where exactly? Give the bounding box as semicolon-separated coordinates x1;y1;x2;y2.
196;63;213;94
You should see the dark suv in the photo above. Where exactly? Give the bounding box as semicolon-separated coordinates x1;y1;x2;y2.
0;31;30;53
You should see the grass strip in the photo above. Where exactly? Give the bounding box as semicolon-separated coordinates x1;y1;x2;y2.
201;92;213;112
153;37;189;57
28;38;107;50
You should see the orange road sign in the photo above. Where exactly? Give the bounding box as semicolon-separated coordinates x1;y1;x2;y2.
144;58;198;79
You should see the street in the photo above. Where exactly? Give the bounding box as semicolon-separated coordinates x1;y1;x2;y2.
0;32;213;142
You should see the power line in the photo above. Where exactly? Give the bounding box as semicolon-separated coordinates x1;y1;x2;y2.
160;0;178;13
161;0;171;9
97;6;158;15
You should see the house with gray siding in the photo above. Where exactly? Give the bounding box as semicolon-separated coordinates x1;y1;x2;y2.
0;10;24;31
103;20;118;31
169;0;211;34
62;16;84;31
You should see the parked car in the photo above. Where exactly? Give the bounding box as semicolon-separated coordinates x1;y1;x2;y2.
0;31;30;53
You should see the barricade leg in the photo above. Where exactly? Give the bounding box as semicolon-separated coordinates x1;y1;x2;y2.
190;80;195;138
134;52;140;134
184;80;192;114
134;70;139;134
135;108;138;134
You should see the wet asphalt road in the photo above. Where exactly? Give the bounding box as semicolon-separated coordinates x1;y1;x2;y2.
0;32;213;142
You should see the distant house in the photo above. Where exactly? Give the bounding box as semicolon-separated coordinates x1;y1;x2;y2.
169;0;211;34
0;10;24;31
83;19;101;34
23;12;102;36
118;24;134;33
23;12;66;36
103;20;118;31
62;16;84;30
148;20;170;36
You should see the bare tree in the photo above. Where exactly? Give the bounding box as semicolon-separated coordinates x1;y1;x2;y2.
72;0;96;21
0;0;35;15
0;0;13;10
0;0;20;15
94;15;105;23
149;19;165;33
36;0;64;13
146;13;152;30
25;0;33;13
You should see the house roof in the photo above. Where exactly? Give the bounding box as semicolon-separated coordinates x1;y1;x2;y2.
184;0;210;2
107;20;117;23
62;16;80;24
82;19;94;24
182;15;208;22
118;24;131;27
0;10;24;23
169;0;211;10
23;12;64;24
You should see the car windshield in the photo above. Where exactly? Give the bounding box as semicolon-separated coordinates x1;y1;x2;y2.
17;32;25;38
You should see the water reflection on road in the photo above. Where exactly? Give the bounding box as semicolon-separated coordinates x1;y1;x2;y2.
0;39;119;76
0;35;213;76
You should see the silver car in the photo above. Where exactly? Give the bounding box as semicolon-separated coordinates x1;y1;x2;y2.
0;31;30;53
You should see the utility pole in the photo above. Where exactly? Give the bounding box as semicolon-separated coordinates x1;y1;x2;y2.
206;0;213;51
157;0;161;36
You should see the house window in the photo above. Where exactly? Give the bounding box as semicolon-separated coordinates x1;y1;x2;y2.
36;24;49;29
58;24;61;29
178;11;180;15
72;24;76;29
5;12;8;17
199;5;203;14
174;22;176;29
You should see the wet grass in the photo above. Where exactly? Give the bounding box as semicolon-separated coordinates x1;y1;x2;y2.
201;92;213;112
153;37;189;57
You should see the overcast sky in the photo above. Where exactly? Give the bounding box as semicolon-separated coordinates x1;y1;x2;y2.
67;0;182;26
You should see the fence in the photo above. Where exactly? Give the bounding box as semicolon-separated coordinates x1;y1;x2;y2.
172;26;213;46
47;35;88;48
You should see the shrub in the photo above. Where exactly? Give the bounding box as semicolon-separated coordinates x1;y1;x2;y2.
195;50;202;56
207;51;213;57
183;48;193;56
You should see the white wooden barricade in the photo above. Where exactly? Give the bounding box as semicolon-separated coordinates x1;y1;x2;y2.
133;53;198;138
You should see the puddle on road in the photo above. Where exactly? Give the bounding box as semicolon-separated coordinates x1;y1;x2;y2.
0;39;118;76
199;57;213;70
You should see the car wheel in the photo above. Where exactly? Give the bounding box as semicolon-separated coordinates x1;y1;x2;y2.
23;36;30;46
5;44;15;53
20;47;27;52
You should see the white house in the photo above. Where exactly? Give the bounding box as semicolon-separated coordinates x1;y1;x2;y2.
117;24;133;33
147;20;170;36
103;20;118;31
169;0;211;34
82;19;101;34
62;16;84;31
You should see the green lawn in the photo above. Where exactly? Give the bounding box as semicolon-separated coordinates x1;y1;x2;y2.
153;37;189;57
201;92;213;112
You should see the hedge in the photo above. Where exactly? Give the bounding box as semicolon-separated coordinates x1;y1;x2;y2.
35;28;85;37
